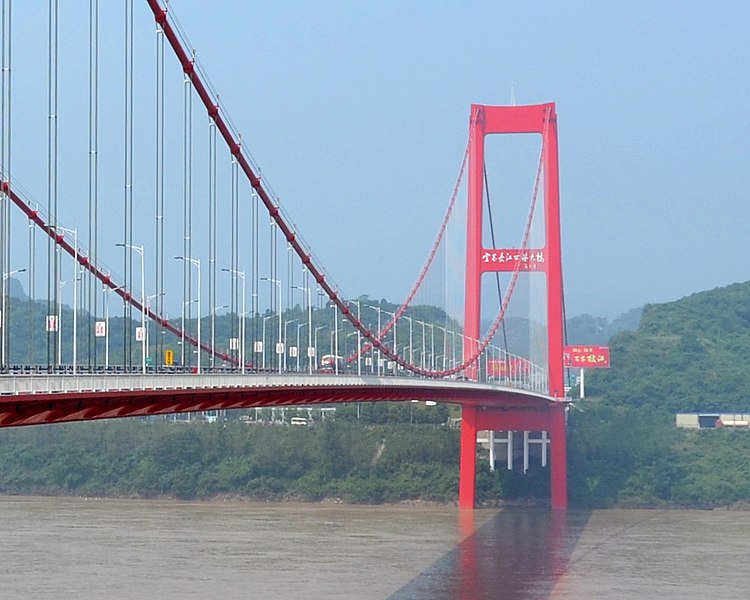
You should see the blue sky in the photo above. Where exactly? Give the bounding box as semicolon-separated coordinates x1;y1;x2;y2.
5;1;749;321
162;0;748;318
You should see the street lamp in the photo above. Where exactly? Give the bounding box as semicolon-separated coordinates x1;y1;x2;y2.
145;292;165;370
222;268;246;374
348;300;362;376
314;325;326;370
295;323;306;371
292;282;313;374
57;227;80;374
175;256;201;374
284;319;298;371
402;314;414;367
1;267;26;368
211;304;229;369
117;242;146;374
260;277;282;373
382;309;397;373
261;314;275;370
57;275;78;371
418;319;426;370
363;302;383;375
102;285;111;369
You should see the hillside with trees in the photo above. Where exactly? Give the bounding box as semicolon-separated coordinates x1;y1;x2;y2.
567;281;750;507
2;283;750;508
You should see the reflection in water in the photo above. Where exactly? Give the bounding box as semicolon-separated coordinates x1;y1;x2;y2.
390;509;591;600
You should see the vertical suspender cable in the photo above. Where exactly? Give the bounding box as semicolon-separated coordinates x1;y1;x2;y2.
230;156;238;350
123;0;134;367
183;66;193;367
88;0;98;368
251;186;258;364
0;0;10;367
47;0;58;369
155;16;165;364
208;118;216;366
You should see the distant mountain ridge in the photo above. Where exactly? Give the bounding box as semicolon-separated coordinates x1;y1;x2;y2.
587;280;750;413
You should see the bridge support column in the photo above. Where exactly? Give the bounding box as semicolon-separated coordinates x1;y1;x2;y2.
459;405;478;508
550;403;567;510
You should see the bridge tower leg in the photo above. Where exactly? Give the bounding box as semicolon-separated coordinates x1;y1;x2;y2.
458;405;478;509
462;103;567;509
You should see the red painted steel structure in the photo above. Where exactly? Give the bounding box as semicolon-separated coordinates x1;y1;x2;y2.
0;4;570;510
460;103;567;510
0;383;551;428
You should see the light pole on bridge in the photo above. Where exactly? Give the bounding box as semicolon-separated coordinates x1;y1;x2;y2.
117;243;146;374
222;268;246;374
260;277;282;373
175;256;201;374
1;267;26;368
292;282;313;374
313;325;326;370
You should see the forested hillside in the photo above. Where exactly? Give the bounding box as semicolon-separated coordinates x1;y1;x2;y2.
2;284;750;508
567;281;750;507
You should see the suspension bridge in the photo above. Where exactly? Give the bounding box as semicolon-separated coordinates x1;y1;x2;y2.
0;1;569;509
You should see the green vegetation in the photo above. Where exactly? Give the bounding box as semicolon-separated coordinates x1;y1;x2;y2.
0;419;475;504
567;281;750;508
3;281;750;508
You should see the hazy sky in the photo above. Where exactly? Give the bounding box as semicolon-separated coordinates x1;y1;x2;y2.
6;1;749;320
159;0;748;318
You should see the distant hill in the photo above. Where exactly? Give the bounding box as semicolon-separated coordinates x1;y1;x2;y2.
586;281;750;413
565;307;642;346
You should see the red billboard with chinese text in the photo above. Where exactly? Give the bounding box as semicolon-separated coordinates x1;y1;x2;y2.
563;345;610;368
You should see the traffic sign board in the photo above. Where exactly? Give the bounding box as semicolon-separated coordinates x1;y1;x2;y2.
165;349;174;366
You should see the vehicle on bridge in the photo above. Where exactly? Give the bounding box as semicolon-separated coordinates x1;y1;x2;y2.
318;354;345;373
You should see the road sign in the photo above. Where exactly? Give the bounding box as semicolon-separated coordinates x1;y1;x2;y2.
275;342;284;355
307;347;315;358
95;321;106;337
165;349;174;366
46;315;58;332
563;345;610;368
135;326;145;342
289;346;298;358
254;341;263;353
229;337;239;350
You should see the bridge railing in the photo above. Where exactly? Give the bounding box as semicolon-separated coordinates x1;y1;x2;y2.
0;350;549;397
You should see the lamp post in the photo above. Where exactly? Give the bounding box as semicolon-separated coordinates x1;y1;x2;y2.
57;276;78;370
428;323;435;371
418;320;426;370
57;227;80;374
295;323;306;371
222;268;246;374
260;277;282;373
284;319;298;371
314;325;325;370
261;314;275;370
102;285;110;369
1;267;26;368
403;315;413;367
348;300;362;376
211;304;229;369
330;302;339;374
175;256;201;374
145;292;165;370
292;283;313;374
382;310;397;373
435;324;447;371
365;302;383;375
118;243;146;374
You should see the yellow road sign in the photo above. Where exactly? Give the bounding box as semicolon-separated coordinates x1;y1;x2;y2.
165;349;174;366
